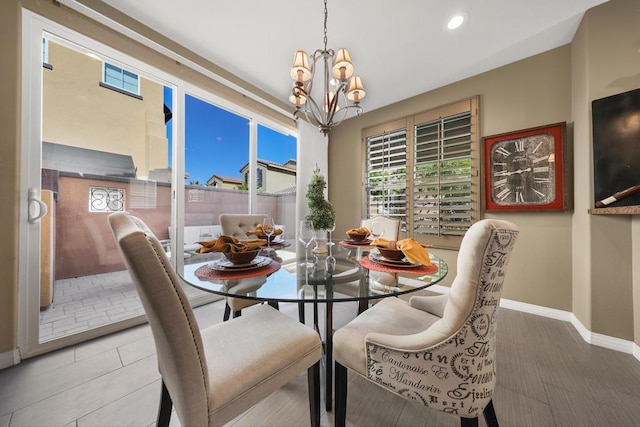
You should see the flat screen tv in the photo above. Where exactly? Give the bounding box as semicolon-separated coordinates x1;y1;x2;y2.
592;88;640;208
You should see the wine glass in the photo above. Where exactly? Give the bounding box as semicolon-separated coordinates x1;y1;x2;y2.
262;218;275;252
327;221;336;256
370;221;385;241
298;220;316;269
370;221;385;256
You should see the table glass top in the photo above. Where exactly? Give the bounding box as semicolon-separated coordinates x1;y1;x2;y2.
180;239;448;303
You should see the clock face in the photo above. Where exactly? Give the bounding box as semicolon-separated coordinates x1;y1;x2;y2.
489;133;556;206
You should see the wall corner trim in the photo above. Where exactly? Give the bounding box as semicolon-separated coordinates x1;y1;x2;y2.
0;349;21;370
569;313;635;356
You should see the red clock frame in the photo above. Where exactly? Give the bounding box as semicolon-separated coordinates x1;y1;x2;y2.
484;122;567;211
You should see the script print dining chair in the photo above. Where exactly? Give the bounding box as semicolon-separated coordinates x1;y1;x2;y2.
108;212;321;427
334;219;519;427
219;213;271;321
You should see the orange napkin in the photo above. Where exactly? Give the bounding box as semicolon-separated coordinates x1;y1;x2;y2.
347;227;370;236
246;225;283;237
196;235;266;254
371;238;432;266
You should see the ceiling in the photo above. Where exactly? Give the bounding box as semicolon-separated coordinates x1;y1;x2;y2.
100;0;608;114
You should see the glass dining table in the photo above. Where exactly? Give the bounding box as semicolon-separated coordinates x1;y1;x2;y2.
180;239;448;411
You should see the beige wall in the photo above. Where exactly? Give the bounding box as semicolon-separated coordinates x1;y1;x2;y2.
1;0;21;357
330;46;573;312
265;168;296;193
571;0;639;340
329;0;639;344
43;40;167;177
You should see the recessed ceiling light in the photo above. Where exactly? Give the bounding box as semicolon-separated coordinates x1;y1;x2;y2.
447;14;466;30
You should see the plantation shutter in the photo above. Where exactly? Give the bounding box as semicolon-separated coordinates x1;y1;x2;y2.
365;128;407;230
413;111;473;247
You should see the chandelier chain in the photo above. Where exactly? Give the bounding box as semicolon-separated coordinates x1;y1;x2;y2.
323;0;328;51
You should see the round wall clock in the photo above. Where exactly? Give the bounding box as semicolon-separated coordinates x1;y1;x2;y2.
484;122;567;211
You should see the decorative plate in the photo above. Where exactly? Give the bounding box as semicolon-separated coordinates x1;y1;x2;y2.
207;256;272;271
369;252;421;268
342;239;373;245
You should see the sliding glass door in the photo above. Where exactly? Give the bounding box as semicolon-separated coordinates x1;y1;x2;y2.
36;31;177;348
20;11;297;358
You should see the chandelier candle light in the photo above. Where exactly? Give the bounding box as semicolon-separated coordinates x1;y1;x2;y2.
289;0;366;135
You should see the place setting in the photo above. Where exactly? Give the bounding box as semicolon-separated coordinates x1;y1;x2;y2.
193;235;281;280
246;221;291;250
361;237;439;275
207;253;272;272
339;226;375;248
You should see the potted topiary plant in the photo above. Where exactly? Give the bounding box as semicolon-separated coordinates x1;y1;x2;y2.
306;168;335;253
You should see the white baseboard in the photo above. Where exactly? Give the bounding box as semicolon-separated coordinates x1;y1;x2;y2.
502;298;637;359
498;298;573;322
569;315;635;354
0;349;21;370
412;283;640;363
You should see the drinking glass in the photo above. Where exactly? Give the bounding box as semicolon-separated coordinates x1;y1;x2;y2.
298;220;316;269
262;218;275;252
370;221;385;241
327;221;336;256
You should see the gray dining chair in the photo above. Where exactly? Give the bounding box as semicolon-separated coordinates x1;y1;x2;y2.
219;213;270;321
108;211;321;427
333;219;519;427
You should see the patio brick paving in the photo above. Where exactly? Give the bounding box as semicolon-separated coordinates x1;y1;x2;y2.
39;269;218;342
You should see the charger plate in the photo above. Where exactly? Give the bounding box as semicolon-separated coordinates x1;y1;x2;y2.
369;252;418;268
360;256;438;275
207;256;271;271
195;261;280;281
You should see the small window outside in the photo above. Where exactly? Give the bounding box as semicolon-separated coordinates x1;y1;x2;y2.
103;63;140;95
257;168;263;188
42;37;49;63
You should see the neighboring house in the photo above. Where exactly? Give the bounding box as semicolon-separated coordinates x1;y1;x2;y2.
239;159;297;194
42;37;169;180
206;174;243;189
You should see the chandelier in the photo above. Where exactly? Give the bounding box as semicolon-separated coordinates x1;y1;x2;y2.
289;0;366;135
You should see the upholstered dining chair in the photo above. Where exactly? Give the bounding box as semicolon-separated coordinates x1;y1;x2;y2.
108;212;322;427
219;213;270;321
360;215;402;291
361;215;401;240
334;219;519;427
219;213;268;240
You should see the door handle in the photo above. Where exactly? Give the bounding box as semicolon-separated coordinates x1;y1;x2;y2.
28;188;48;224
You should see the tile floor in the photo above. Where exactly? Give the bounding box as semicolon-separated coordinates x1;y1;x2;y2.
5;303;640;426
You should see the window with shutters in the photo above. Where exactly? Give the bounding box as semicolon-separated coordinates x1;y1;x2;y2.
364;97;479;249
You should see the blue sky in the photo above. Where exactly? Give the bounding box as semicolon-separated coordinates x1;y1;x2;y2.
164;87;297;184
